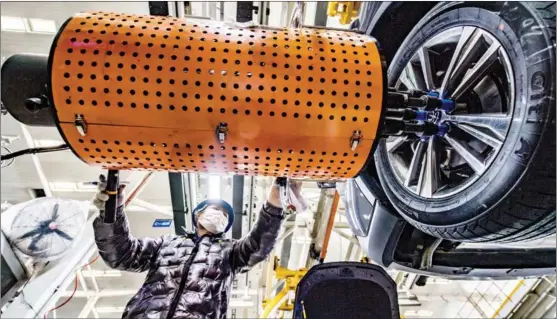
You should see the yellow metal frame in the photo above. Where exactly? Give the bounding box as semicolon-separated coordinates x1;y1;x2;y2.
261;257;308;318
327;2;361;25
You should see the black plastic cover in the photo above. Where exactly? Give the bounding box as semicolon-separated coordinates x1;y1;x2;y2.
292;262;400;319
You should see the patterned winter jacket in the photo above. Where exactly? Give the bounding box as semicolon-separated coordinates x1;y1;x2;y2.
93;202;283;319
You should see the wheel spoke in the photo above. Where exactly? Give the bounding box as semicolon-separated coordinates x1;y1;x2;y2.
444;29;484;96
439;26;476;97
458;124;504;149
415;155;427;196
420;138;441;197
443;133;486;175
397;65;419;90
404;140;427;187
418;47;435;90
386;136;408;153
451;41;501;100
444;113;511;141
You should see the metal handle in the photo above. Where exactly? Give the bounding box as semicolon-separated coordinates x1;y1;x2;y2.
103;169;120;223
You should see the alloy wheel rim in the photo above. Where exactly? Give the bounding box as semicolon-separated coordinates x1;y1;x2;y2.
385;26;515;199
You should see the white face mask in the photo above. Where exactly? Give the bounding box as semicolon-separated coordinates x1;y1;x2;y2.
197;206;228;234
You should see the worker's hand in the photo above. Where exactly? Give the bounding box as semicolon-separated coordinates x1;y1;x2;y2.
267;179;304;211
93;174;126;212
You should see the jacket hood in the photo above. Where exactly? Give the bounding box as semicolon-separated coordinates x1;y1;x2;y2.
191;199;234;234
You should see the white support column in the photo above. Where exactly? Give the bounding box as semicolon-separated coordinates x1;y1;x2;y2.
344;241;354;261
78;296;99;318
176;1;186;18
85;265;100;292
76;268;101;319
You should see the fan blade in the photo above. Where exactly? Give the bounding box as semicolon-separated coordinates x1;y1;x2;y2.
54;229;73;241
28;235;43;252
17;228;42;240
51;203;59;221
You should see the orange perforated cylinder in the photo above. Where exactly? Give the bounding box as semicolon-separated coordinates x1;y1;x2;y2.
49;12;385;180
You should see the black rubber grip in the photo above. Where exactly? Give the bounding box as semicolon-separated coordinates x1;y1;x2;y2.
103;169;119;223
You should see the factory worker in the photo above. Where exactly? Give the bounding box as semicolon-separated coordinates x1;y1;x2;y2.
93;176;301;319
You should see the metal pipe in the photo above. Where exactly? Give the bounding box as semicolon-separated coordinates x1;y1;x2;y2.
85;265;100;292
277;226;297;243
78;296;99;318
319;191;340;262
169;172;187;235
420;238;443;270
344;241;354;261
261;288;288;318
125;171;154;207
332;228;359;245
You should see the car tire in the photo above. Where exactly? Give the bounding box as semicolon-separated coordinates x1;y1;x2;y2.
374;2;556;242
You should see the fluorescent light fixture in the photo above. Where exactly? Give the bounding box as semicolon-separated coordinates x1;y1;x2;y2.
28;18;56;33
125;205;144;212
1;16;27;32
76;182;98;190
34;139;64;147
49;181;77;191
207;175;221;199
50;181;97;192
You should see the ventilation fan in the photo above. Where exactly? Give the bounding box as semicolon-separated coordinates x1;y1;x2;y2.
7;197;88;261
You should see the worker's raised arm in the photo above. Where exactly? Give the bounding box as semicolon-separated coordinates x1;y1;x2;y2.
92;180;167;272
230;182;290;272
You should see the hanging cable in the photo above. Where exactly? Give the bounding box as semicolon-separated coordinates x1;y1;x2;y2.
1;146;14;168
0;144;69;161
42;255;100;318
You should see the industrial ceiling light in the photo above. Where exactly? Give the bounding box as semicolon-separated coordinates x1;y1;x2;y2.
49;181;99;192
0;16;27;32
208;175;221;199
27;18;56;33
34;139;64;147
49;181;77;191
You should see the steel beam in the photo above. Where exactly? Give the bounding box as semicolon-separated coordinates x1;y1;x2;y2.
232;175;244;240
168;172;187;235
